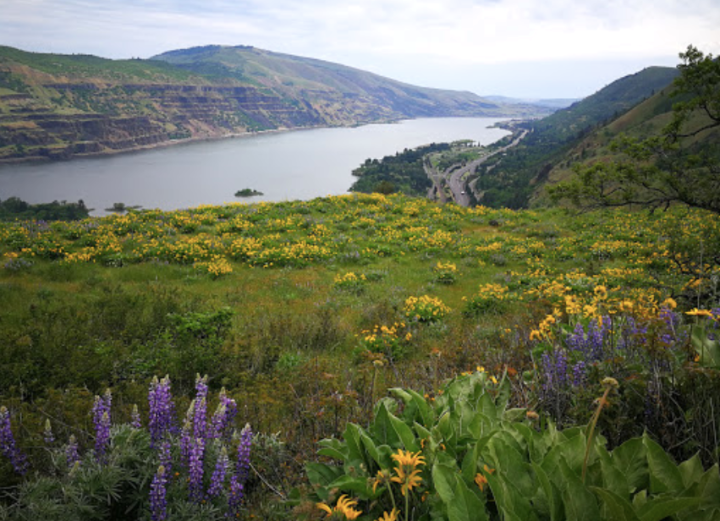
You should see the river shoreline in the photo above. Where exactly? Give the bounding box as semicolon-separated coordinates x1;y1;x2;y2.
0;118;406;167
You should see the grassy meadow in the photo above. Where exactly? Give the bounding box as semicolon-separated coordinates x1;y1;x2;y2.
1;193;719;519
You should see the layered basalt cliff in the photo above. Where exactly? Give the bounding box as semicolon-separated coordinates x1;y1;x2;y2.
0;80;327;161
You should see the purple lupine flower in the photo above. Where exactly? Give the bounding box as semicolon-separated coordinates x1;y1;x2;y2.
236;424;252;484
193;375;209;440
131;404;142;430
541;349;568;396
148;376;176;447
66;434;80;468
587;320;605;361
209;404;227;441
92;390;112;461
159;440;173;478
210;389;237;441
226;475;244;518
194;398;207;441
43;419;55;444
566;322;586;354
150;465;169;521
0;406;28;475
188;437;206;502
572;361;586;387
208;447;229;498
180;417;193;469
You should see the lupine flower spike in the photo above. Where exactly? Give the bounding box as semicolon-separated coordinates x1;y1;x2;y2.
43;419;55;444
0;406;28;475
150;465;169;521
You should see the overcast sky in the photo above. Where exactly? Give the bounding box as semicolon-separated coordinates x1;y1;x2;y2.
2;0;719;99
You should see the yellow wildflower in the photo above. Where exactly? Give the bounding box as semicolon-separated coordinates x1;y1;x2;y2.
686;308;714;318
391;449;425;496
317;495;362;520
376;509;399;521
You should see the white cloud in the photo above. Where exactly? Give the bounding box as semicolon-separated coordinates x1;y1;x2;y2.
1;0;719;97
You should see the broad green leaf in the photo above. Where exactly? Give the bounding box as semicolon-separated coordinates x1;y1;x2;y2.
533;462;563;521
503;407;527;422
486;435;535;498
407;388;436;427
372;403;401;448
486;468;539;521
612;438;648;493
478;392;498;420
559;459;601;521
326;475;374;499
343;423;365;463
317;437;347;462
678;453;704;488
643;433;684;494
435;410;453;441
495;374;512;413
413;421;431;441
637;496;703;521
432;462;457;505
541;432;587;484
317;446;347;462
692;464;720;509
461;441;478;483
358;431;381;468
597;446;629;498
448;474;488;521
591;487;641;521
305;462;344;487
388;411;419;452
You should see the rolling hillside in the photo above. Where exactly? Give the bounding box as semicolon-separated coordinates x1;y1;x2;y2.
0;45;547;163
468;66;680;208
533;83;720;205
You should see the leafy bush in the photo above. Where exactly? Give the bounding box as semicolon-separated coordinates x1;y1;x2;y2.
304;372;720;521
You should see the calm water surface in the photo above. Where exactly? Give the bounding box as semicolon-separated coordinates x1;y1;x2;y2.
0;118;509;215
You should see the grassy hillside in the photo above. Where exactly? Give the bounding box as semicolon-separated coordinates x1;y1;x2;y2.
0;193;719;517
152;45;543;120
467;67;679;208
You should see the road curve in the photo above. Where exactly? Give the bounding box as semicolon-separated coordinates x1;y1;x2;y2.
447;130;528;206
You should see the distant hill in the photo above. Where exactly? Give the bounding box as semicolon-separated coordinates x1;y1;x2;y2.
533;81;720;205
0;44;548;163
483;95;580;109
468;66;680;208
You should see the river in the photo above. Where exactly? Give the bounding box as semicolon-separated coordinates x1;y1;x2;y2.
0;117;510;215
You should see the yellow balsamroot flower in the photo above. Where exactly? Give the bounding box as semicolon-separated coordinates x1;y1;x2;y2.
377;509;399;521
564;295;582;315
686;308;715;318
316;495;362;520
594;285;608;300
661;298;678;309
391;449;426;496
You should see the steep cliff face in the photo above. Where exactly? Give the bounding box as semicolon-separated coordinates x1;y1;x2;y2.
0;76;328;161
0;45;543;162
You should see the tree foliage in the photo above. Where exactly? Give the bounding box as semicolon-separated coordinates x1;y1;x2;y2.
549;46;720;213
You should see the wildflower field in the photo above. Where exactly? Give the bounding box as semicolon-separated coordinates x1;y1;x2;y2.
0;193;719;520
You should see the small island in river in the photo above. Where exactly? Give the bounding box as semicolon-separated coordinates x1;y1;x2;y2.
235;188;264;197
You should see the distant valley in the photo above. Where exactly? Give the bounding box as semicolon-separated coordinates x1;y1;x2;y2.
0;45;550;163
